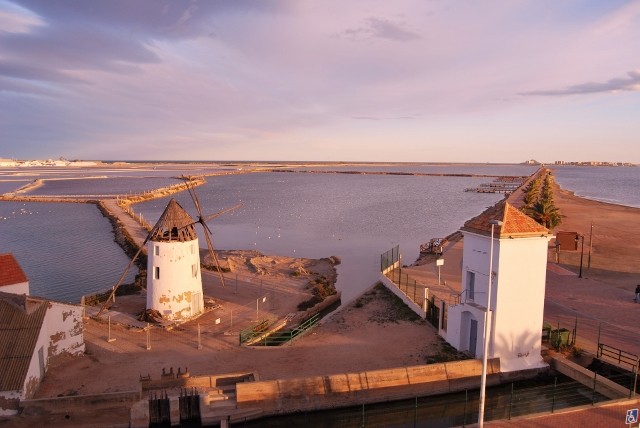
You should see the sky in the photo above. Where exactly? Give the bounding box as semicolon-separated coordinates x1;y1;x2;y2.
1;0;639;163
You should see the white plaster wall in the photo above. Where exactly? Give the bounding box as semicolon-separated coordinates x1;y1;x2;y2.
0;281;29;295
146;239;204;320
461;233;494;307
444;305;463;350
493;236;551;372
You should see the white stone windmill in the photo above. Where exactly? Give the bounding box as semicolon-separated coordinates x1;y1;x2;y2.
145;198;204;320
99;178;241;321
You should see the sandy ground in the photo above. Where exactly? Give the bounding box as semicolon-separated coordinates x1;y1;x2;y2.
4;173;640;427
31;251;441;399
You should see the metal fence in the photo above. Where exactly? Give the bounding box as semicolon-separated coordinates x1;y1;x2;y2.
384;264;444;330
232;375;611;427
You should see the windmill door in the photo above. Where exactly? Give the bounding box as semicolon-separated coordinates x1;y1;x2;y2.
469;319;478;357
191;292;202;316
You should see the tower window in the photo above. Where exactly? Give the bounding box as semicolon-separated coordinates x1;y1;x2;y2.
154;266;160;279
466;271;475;301
192;264;198;278
154;245;160;256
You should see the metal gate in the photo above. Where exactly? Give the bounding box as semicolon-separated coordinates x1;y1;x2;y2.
179;387;201;426
426;296;440;329
149;391;170;427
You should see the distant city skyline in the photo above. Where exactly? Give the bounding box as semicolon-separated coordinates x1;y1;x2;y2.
1;1;639;163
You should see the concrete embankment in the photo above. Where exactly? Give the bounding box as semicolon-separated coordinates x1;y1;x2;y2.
235;359;501;416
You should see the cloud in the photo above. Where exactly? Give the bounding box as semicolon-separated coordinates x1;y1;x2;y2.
0;61;86;84
352;115;418;121
338;17;421;42
521;70;640;96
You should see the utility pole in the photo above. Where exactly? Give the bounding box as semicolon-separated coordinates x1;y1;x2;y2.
587;222;593;271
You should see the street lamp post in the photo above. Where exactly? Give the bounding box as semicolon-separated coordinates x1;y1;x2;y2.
478;219;502;428
575;234;585;278
587;223;593;271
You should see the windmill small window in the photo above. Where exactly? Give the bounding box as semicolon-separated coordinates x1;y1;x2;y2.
154;266;160;280
154;245;160;256
192;264;198;278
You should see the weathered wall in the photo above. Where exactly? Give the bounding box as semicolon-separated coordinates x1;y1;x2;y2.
146;239;203;320
236;359;501;415
21;301;84;400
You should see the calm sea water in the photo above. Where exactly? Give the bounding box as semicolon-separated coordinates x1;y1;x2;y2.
0;202;136;302
134;167;533;302
552;165;640;208
2;163;637;304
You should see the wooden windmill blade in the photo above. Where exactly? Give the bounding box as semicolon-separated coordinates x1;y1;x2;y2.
202;202;243;223
96;233;151;317
181;176;229;287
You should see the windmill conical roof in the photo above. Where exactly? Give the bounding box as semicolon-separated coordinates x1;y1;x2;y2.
149;199;198;242
461;200;550;238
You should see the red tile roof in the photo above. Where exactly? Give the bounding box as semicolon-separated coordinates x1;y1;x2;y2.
0;253;28;287
461;200;550;238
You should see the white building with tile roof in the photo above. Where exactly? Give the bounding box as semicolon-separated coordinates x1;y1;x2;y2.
444;201;553;373
0;253;29;295
0;256;84;415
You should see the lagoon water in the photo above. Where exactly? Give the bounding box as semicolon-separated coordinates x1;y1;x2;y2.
1;163;637;304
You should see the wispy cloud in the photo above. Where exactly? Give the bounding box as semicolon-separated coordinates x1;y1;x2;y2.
1;0;639;162
339;17;421;42
521;70;640;96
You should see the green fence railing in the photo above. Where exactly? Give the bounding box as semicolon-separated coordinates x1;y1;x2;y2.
241;313;321;346
239;319;272;345
380;245;400;272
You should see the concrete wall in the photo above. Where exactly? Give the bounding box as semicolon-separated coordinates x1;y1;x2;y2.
20;390;141;415
146;239;204;320
236;359;501;415
141;372;256;391
551;355;629;400
379;274;426;319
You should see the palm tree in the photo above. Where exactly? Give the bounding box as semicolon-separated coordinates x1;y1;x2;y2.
525;199;563;229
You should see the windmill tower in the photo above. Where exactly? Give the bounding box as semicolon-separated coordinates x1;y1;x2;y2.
98;177;242;321
146;199;203;321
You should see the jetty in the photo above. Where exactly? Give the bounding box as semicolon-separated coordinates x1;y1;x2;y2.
464;175;528;194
